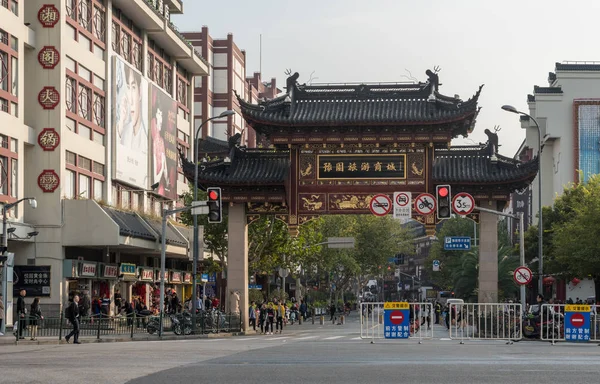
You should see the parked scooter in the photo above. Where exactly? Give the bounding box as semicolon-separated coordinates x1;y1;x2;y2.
522;305;563;339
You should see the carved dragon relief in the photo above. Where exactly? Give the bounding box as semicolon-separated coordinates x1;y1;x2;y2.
300;194;324;211
246;202;288;214
299;155;315;179
411;163;424;177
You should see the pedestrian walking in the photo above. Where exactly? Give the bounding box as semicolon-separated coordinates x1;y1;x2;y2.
249;301;257;331
0;293;4;336
16;289;27;340
29;298;43;341
265;303;275;334
259;303;267;334
65;295;81;344
329;303;336;322
276;302;285;334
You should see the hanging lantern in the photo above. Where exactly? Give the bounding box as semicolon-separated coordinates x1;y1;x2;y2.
571;278;581;286
543;276;556;286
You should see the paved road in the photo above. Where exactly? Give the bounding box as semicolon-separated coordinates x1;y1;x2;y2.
1;314;599;383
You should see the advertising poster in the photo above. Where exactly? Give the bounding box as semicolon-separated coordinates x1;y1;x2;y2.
13;266;51;297
150;84;178;200
113;56;149;188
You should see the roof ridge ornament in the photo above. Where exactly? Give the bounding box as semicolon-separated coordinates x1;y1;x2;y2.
426;66;441;103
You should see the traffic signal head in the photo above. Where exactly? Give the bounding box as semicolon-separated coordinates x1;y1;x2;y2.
436;184;451;219
206;187;222;223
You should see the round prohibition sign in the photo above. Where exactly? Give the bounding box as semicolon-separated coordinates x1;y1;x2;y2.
389;310;404;325
452;192;475;215
370;194;393;217
414;193;436;215
570;313;585;328
395;193;410;207
513;266;532;285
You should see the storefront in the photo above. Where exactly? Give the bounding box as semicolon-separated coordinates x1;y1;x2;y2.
63;260;98;299
183;272;193;303
135;267;155;308
114;263;138;309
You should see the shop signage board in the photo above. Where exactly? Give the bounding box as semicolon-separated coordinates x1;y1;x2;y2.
120;263;136;275
183;273;192;284
13;266;51;297
103;265;118;278
80;262;97;277
170;271;182;283
564;305;591;342
201;273;209;283
140;269;154;281
383;302;410;339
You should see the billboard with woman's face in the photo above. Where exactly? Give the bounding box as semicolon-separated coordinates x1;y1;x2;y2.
150;84;178;200
113;56;148;188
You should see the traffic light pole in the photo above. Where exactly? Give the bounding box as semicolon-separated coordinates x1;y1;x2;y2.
474;206;526;314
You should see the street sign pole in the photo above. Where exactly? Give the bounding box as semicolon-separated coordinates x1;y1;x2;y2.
519;212;526;317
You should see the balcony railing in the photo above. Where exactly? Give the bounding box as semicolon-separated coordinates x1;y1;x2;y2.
143;0;208;67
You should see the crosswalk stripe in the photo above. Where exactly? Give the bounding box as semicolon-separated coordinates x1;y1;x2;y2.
323;336;345;340
351;337;362;340
296;336;319;340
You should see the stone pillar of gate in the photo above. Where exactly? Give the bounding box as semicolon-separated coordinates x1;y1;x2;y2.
478;200;498;303
227;203;249;332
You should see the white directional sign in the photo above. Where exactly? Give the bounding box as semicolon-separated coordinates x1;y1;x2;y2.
513;266;533;285
433;260;440;272
452;192;475;215
393;192;412;222
369;194;393;217
414;193;436;216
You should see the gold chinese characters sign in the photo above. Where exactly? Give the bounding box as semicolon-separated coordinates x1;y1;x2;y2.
317;154;406;180
38;128;60;151
38;170;60;193
38;87;60;110
38;4;60;28
38;46;60;69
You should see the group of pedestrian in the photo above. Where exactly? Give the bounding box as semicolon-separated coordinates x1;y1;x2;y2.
13;290;44;341
250;298;301;335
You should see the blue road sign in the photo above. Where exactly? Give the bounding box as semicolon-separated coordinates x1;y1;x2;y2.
564;305;591;342
248;284;263;289
201;273;209;282
444;236;471;251
384;302;410;339
208;272;217;282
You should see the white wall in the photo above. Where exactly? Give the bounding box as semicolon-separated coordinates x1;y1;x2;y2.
566;279;595;302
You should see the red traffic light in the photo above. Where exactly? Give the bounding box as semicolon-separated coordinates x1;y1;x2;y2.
208;190;219;200
438;187;449;198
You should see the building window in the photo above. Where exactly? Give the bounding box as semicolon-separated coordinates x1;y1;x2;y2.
1;0;18;16
112;13;142;70
65;151;105;200
147;39;173;94
66;60;106;143
0;29;18;116
0;134;17;202
66;0;106;53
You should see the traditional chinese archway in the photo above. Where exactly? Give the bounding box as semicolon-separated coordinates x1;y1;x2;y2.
181;70;538;331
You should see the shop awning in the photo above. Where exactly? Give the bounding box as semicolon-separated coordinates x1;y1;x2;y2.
62;200;189;257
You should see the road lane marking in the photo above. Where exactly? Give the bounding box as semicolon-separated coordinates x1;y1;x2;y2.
323;336;345;340
296;336;319;340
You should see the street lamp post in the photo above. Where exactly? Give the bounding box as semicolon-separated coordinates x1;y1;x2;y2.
502;105;544;294
159;203;205;336
191;110;235;332
1;197;37;334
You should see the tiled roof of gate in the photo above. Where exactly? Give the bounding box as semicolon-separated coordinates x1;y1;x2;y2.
237;82;483;129
180;147;290;186
432;146;539;185
555;62;600;71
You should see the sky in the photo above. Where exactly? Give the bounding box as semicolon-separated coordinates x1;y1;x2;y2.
173;0;600;157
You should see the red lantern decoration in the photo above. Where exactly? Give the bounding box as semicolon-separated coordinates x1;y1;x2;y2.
571;278;581;286
543;276;556;286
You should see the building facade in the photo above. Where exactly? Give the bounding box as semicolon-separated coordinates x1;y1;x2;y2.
514;62;600;300
0;0;208;325
183;27;280;148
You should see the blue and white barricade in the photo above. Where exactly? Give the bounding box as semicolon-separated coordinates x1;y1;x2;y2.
448;302;522;343
360;302;434;342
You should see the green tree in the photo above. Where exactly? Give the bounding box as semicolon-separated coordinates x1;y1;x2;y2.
551;174;600;296
426;216;476;289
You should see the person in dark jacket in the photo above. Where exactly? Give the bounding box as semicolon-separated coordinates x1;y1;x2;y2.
29;297;43;341
16;290;27;339
65;295;81;344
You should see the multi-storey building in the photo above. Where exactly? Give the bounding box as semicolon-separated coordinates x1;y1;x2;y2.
0;0;208;326
510;61;600;301
183;27;280;148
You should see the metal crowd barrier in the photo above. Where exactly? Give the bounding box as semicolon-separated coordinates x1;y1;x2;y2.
539;303;600;344
448;302;522;343
360;302;434;343
11;310;241;342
